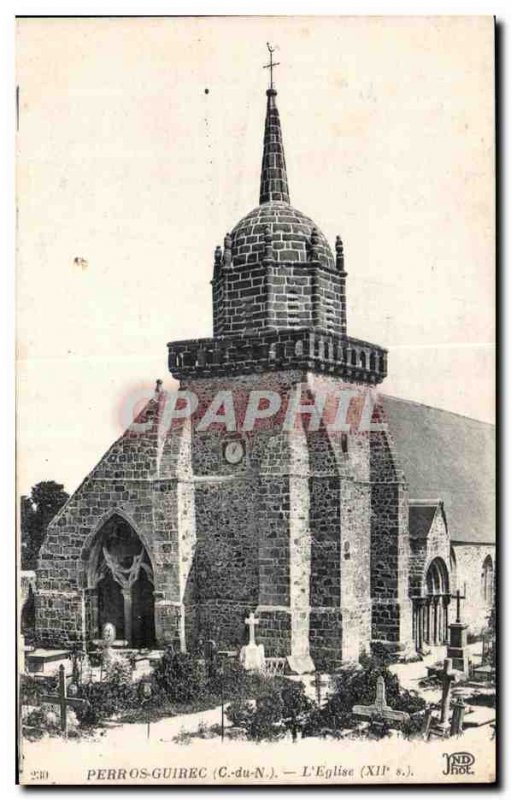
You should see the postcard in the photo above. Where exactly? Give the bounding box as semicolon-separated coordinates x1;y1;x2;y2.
17;15;496;785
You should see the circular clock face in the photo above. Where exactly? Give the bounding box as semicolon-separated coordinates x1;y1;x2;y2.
224;440;244;465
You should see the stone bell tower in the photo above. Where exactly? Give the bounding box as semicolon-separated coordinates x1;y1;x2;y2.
166;74;413;667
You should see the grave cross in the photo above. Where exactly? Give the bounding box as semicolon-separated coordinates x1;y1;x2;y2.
41;664;88;735
204;639;218;679
453;586;467;624
313;671;329;706
352;675;410;725
439;657;457;727
244;612;260;646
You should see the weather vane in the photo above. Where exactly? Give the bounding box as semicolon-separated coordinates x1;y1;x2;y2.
263;42;280;90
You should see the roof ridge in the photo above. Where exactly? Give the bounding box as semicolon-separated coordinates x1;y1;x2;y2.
382;393;495;427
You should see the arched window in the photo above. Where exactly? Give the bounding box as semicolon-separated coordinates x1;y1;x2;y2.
422;557;450;646
481;555;494;604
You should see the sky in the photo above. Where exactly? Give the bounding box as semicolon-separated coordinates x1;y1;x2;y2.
16;15;495;496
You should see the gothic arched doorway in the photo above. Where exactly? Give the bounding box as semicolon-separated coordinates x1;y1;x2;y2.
88;514;155;648
423;557;450;646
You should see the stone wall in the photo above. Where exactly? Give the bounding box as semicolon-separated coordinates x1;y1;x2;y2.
369;410;413;654
36;366;441;666
212;260;344;337
452;543;495;634
35;396;186;648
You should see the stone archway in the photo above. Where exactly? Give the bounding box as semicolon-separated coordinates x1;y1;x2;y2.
87;514;155;648
423;557;450;646
412;557;451;651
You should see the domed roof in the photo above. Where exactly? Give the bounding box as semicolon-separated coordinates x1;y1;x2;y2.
231;201;334;269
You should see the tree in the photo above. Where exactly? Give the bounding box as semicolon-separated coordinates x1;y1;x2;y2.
20;481;69;570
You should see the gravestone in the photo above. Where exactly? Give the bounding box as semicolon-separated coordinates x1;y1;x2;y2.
240;612;265;672
93;622;128;675
352;676;410;726
426;657;457;739
204;639;218;679
447;589;470;676
450;698;467;736
313;671;330;707
438;657;457;729
41;664;89;735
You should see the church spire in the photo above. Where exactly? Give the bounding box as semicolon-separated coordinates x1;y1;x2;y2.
259;45;290;205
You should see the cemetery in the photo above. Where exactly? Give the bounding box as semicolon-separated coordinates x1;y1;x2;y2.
19;597;496;747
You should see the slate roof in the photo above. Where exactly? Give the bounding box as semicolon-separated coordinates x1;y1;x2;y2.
382;396;496;545
408;502;440;539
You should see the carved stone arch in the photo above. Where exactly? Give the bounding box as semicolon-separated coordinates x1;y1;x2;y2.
421;556;450;647
80;507;153;589
81;509;155;647
423;556;450;595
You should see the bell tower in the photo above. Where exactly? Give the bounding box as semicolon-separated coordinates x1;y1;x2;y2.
166;63;413;667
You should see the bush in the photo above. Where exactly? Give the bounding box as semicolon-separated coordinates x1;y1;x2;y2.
310;658;426;739
151;649;208;704
19;674;58;707
105;657;132;685
77;676;140;726
225;680;313;742
207;657;269;700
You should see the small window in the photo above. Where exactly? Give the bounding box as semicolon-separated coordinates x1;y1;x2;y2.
341;433;348;454
344;541;351;560
481;555;494;605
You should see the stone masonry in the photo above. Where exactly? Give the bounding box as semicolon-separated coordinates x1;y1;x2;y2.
33;79;495;667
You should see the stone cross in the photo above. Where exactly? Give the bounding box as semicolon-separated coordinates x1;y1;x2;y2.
313;671;329;706
453;587;467;624
352;676;410;725
245;612;259;646
313;671;322;705
439;657;456;727
41;664;88;734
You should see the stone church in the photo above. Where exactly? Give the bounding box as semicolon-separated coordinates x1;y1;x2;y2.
34;81;495;669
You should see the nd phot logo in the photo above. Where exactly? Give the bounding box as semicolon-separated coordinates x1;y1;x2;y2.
442;752;475;776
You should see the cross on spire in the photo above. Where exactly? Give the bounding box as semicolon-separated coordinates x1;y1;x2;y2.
259;44;289;204
263;43;280;90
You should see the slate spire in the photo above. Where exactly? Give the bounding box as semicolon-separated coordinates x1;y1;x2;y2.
259;88;290;205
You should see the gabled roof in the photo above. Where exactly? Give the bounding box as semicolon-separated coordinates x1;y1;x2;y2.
409;501;440;539
383;396;495;545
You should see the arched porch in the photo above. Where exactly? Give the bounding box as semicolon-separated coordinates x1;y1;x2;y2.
412;557;450;651
83;513;156;648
